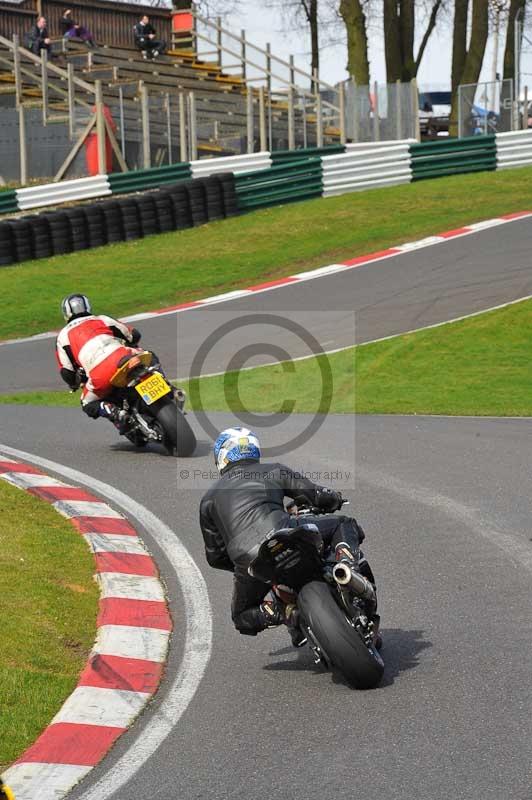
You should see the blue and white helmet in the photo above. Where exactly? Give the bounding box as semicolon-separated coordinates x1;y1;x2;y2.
213;427;261;473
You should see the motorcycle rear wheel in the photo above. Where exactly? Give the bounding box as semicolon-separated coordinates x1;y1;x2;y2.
153;400;196;457
297;580;384;690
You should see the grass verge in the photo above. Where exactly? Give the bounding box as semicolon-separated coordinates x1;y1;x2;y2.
0;480;99;771
1;167;532;341
2;297;531;416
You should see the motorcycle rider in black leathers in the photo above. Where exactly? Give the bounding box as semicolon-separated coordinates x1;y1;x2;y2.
199;427;379;645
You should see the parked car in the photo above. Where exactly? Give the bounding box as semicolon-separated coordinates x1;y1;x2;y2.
419;90;451;138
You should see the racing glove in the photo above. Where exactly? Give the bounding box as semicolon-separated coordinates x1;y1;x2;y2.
315;487;343;512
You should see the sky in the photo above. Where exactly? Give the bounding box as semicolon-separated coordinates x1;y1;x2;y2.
220;2;532;94
116;0;532;94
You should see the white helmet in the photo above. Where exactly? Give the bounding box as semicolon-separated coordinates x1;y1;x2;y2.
213;427;261;473
61;294;92;322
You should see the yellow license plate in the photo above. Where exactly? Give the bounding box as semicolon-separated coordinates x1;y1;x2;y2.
136;372;171;405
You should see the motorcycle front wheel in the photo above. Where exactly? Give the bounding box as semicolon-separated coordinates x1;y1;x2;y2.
297;580;384;690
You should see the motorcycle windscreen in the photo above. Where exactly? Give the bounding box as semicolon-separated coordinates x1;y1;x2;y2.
251;528;323;591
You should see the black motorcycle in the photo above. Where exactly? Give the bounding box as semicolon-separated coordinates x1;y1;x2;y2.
76;350;196;457
249;504;384;689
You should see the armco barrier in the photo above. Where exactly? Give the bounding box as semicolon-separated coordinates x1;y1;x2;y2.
0;190;18;215
235;158;323;210
108;163;192;194
410;135;496;180
322;140;413;197
496;130;532;169
271;145;345;164
190;152;272;178
17;176;111;211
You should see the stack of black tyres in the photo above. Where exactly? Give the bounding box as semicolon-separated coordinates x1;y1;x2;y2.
0;223;14;266
99;200;124;243
0;172;241;268
84;205;107;249
167;183;193;230
215;172;239;217
8;218;33;263
152;191;175;233
119;198;143;241
47;211;73;255
183;180;208;227
27;214;53;260
203;176;225;222
65;207;89;252
136;194;159;237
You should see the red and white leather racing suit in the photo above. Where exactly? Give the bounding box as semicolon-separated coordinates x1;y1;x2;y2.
56;314;141;407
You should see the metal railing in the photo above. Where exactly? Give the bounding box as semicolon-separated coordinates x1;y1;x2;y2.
187;9;346;148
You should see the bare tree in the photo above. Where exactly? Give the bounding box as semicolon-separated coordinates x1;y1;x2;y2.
449;0;490;132
339;0;370;84
383;0;444;83
263;0;343;84
503;0;526;81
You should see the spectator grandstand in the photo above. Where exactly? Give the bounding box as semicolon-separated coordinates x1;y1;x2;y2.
0;0;343;182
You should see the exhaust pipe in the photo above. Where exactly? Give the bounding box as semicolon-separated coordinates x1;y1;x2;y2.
332;562;375;602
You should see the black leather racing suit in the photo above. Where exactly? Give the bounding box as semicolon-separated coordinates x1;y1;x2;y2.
199;459;368;635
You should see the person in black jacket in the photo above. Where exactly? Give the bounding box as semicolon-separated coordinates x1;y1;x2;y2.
29;16;51;57
200;427;377;643
133;15;166;60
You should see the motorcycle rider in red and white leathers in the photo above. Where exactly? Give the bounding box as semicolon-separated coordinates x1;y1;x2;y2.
56;294;142;428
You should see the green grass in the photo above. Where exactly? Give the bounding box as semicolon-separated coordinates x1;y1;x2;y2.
0;480;99;770
3;298;532;416
1;166;532;341
180;299;532;417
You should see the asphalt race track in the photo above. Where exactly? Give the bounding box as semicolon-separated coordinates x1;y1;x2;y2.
3;215;532;392
1;218;532;799
0;410;531;800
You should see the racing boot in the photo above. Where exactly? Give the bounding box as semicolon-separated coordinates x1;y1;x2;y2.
99;401;130;435
284;604;307;648
259;596;307;647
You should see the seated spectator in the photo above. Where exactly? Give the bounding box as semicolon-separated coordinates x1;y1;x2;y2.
60;9;95;47
133;15;166;60
28;16;52;57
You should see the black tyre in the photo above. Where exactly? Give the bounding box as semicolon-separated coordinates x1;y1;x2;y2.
184;180;208;226
83;205;107;248
118;199;142;241
215;173;240;217
65;208;90;251
167;185;192;230
153;400;196;457
297;581;384;690
100;200;125;243
46;211;73;255
26;215;53;259
135;195;159;237
153;191;175;232
0;222;15;266
8;219;34;263
203;176;225;221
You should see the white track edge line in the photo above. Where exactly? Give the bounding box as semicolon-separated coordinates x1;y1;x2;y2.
1;212;531;349
0;444;213;800
180;293;532;381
